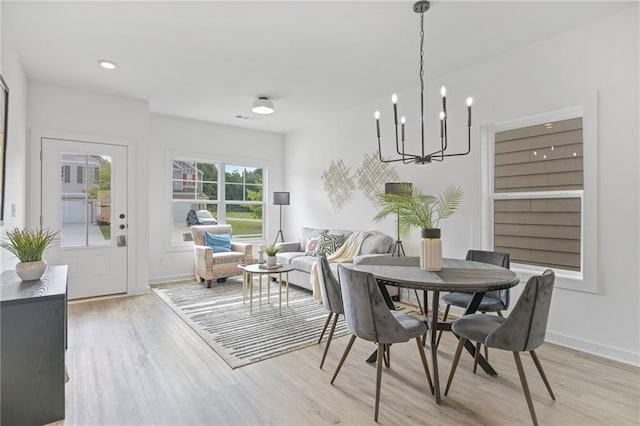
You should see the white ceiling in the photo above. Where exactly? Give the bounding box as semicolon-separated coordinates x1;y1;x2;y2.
4;1;632;134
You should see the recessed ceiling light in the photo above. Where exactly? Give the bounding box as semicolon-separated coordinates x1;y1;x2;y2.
99;60;117;70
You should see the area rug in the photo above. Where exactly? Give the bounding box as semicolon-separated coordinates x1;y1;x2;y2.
152;279;349;369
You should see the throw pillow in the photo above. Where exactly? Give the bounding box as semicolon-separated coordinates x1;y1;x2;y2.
204;232;232;253
305;237;320;256
316;233;346;256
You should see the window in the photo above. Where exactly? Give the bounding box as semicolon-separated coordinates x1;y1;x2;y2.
171;159;264;243
77;165;84;184
492;117;583;273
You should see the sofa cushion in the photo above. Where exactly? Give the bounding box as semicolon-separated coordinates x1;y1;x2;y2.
291;256;318;274
204;232;232;253
360;231;394;255
316;233;346;256
327;229;353;239
305;237;320;256
277;251;305;265
299;227;328;250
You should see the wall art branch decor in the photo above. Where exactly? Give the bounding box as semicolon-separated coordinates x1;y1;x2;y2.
356;151;399;205
321;159;355;211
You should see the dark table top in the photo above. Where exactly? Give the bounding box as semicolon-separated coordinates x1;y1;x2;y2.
347;257;519;292
1;265;68;305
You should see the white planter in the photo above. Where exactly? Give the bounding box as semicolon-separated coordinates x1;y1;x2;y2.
16;260;48;281
420;229;442;272
267;256;277;266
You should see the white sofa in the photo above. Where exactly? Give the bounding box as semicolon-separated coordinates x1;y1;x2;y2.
275;226;395;292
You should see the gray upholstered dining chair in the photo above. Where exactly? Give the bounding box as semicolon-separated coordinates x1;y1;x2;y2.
316;255;344;369
445;269;556;426
437;249;510;357
331;265;434;422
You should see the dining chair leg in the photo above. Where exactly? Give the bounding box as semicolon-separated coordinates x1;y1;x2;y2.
320;313;339;369
318;312;333;344
445;337;466;396
415;337;434;395
530;350;556;400
497;311;504;317
435;304;450;349
414;289;424;314
484;342;489;361
473;342;482;374
331;334;356;384
513;351;539;426
374;342;384;422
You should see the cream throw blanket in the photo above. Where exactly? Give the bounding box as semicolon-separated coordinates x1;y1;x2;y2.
310;231;370;302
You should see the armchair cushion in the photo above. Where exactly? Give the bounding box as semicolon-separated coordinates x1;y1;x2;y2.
204;232;231;253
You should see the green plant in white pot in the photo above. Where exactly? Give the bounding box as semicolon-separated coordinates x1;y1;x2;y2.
0;227;58;281
263;244;280;266
375;185;463;270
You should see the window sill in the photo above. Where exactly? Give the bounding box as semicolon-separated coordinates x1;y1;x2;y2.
511;263;597;294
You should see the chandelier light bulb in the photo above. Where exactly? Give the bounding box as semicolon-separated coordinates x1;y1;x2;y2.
440;86;446;97
439;111;445;120
392;93;398;104
467;97;473;106
401;116;406;124
375;111;380;119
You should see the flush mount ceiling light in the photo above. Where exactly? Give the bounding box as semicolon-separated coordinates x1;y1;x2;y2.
98;60;117;70
374;1;474;165
251;97;275;115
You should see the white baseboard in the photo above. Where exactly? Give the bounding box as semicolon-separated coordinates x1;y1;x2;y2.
546;331;640;367
148;273;195;285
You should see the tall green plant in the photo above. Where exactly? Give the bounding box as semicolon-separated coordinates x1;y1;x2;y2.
0;227;59;262
374;185;463;237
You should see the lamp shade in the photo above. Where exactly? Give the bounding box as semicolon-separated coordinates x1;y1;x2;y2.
385;182;412;196
273;191;290;205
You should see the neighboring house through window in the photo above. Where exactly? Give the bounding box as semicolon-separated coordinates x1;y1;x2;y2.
491;117;584;273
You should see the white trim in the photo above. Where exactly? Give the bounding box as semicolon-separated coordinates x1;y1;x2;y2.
484;95;599;293
546;331;640;367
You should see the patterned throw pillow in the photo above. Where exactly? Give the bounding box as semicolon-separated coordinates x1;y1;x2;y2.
316;233;346;256
305;237;320;256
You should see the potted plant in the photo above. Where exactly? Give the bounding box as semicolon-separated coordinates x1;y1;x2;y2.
263;244;280;266
374;185;463;270
0;227;58;281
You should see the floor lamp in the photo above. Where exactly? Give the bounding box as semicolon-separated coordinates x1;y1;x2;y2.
273;191;290;245
385;182;424;314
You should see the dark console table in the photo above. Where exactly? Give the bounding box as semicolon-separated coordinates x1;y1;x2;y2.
1;265;68;426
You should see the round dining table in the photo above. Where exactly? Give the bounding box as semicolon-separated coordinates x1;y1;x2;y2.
349;256;520;404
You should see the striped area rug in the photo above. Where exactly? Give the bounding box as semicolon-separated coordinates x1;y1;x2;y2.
152;279;349;369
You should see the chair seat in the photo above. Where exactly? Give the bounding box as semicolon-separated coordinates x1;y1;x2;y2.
442;292;506;312
387;311;427;343
451;314;505;344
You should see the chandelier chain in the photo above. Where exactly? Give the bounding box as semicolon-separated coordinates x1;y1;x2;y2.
419;12;424;92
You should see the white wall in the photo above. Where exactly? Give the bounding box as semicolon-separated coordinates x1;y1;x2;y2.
27;81;150;295
285;7;639;364
0;11;28;271
148;113;285;283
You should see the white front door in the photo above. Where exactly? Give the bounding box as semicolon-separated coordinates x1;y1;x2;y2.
41;138;128;299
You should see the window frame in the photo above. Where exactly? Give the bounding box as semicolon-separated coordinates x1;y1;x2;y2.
169;154;266;247
482;101;599;293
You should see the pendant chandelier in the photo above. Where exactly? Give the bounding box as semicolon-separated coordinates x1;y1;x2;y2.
375;1;473;164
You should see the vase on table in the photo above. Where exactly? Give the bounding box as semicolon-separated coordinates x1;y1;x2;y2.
16;260;48;281
420;228;441;271
267;256;277;266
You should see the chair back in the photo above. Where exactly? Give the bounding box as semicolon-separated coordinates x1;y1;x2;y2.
190;225;233;246
337;265;412;344
316;256;344;315
486;269;555;352
466;249;511;309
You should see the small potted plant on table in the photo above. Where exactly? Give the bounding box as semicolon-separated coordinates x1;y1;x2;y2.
0;227;59;281
263;244;280;267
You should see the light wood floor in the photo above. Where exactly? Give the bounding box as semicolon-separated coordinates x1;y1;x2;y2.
64;291;640;425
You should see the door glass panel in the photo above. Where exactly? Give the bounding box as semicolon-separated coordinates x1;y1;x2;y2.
59;153;112;247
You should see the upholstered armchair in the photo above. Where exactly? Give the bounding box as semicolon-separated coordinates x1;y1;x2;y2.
189;225;253;288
